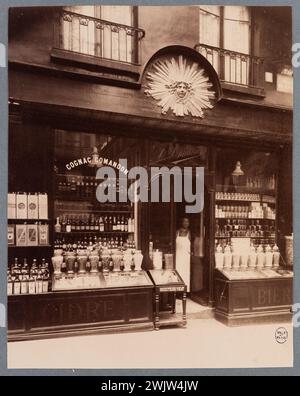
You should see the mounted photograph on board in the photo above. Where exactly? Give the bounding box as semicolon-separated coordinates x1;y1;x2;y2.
6;3;293;369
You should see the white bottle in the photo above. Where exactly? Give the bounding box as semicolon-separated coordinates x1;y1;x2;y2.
257;245;265;269
224;244;232;269
232;248;240;270
265;244;273;268
215;244;224;270
272;244;280;269
248;244;257;270
240;249;249;271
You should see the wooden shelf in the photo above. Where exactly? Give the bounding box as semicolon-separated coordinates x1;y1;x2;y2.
8;245;52;248
8;219;50;222
55;231;133;235
215;236;276;239
216;218;276;221
54;209;131;215
55;196;128;202
216;199;261;203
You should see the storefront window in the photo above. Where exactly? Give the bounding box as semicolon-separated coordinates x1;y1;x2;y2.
215;147;279;262
54;130;144;252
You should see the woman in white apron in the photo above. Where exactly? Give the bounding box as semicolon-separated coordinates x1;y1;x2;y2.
176;217;191;292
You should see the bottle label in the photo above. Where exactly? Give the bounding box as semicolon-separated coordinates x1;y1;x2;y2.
21;282;28;294
39;224;49;245
42;281;48;293
7;225;15;245
28;282;36;294
37;281;43;294
14;283;21;295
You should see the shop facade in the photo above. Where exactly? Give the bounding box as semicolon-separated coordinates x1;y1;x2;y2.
7;5;293;340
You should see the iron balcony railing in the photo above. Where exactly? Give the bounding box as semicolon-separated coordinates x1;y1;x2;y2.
54;10;145;65
195;43;264;89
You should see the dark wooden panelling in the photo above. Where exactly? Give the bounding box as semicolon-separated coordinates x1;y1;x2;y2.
8;286;154;341
9;70;292;145
214;270;293;326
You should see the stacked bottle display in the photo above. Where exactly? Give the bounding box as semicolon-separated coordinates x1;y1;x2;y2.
54;214;134;234
214;243;281;271
54;236;135;251
215;219;276;241
7;258;50;295
56;175;125;199
52;237;143;277
215;202;275;219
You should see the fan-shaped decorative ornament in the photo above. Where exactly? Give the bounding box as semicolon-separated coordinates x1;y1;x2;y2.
145;55;215;118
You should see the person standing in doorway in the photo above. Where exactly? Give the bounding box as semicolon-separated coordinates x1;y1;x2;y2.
176;217;191;292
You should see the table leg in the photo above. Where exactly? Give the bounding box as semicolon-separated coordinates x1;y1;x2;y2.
155;291;160;330
182;291;187;327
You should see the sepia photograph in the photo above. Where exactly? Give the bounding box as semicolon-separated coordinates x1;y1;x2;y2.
6;3;294;370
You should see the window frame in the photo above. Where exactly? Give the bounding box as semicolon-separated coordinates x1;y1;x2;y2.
51;6;143;87
199;6;253;56
198;6;265;95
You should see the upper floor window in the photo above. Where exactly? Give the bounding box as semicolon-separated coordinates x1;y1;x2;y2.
58;5;144;64
197;6;261;87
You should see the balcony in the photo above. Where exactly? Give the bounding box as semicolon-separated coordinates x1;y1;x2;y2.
52;10;145;82
195;44;265;96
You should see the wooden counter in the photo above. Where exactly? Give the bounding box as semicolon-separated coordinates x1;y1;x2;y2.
214;269;293;326
8;284;154;341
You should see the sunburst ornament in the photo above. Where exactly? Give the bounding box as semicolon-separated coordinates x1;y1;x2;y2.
145;55;215;118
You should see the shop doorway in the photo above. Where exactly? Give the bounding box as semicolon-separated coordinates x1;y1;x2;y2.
175;184;210;305
147;140;211;305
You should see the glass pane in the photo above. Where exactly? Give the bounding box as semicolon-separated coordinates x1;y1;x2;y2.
216;148;278;194
224;6;250;54
199;6;221;47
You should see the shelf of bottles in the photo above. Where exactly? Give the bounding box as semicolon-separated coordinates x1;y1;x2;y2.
54;173;135;242
214;186;282;273
215;189;276;243
7;257;51;296
51;171;141;291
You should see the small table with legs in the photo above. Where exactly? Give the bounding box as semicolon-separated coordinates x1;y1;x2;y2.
148;269;187;330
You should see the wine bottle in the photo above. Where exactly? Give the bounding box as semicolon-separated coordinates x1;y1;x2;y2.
100;217;104;232
66;217;71;233
54;217;61;233
14;275;21;295
61;216;66;233
28;272;36;294
36;269;43;294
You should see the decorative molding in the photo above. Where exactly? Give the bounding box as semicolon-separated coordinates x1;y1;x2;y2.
145;55;215;118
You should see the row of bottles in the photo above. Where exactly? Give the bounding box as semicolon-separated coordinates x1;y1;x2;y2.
54;236;136;252
7;258;50;295
215;238;276;247
54;200;130;213
245;175;276;190
215;219;276;238
52;245;143;275
54;215;135;233
56;175;128;199
56;175;98;198
215;203;276;219
215;243;281;271
216;192;260;201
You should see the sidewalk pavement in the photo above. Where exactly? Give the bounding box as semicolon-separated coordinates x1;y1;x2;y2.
7;299;293;369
